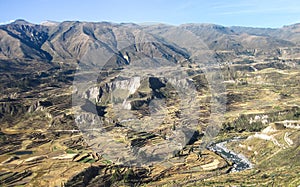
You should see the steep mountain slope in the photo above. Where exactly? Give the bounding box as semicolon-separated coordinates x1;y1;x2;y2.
231;23;300;45
143;23;296;51
1;20;300;66
1;20;190;69
0;19;52;60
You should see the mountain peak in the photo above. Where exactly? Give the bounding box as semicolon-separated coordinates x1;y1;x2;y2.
40;20;59;26
12;19;33;25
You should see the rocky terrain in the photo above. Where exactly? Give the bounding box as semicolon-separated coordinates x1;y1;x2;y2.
0;19;299;186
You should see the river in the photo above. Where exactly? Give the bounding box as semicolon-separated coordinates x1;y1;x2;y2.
207;137;253;172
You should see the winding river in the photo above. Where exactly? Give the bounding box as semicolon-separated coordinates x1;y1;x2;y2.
208;137;253;172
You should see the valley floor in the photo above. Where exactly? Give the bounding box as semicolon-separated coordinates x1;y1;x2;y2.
0;58;300;186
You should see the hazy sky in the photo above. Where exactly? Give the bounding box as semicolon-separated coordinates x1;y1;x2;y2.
1;0;300;27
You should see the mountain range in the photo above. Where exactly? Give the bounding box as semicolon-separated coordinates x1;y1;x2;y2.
1;19;300;65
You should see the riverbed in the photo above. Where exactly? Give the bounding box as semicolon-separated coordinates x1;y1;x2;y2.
208;137;253;172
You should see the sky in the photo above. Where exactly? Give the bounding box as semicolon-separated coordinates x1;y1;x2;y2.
0;0;300;28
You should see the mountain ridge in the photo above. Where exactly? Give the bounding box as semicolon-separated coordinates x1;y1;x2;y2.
0;19;300;65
